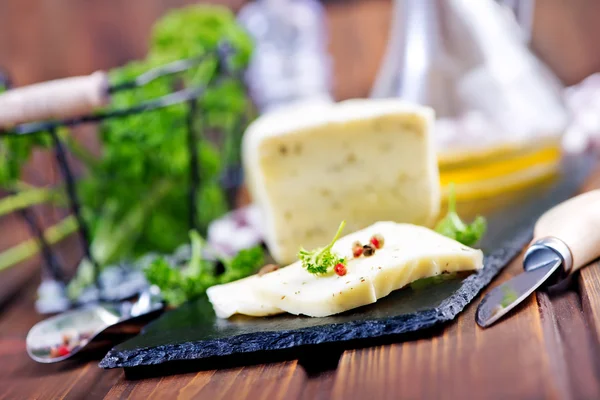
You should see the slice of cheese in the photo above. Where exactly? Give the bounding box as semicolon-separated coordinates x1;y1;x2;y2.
252;222;483;317
207;222;484;318
206;275;282;319
242;99;440;264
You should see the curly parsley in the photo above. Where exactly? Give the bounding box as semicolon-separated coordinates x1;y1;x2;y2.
298;220;346;275
144;230;264;306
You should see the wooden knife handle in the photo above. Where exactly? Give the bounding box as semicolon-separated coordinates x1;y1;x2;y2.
0;71;109;130
534;189;600;273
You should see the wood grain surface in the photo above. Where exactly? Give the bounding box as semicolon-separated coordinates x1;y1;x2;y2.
2;1;600;399
0;161;597;400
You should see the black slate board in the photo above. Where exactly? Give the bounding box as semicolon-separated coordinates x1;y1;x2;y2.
100;156;595;372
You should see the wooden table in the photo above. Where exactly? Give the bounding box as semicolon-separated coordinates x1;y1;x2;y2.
2;0;600;398
0;161;598;400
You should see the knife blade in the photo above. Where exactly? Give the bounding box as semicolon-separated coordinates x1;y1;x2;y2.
476;189;600;328
476;238;565;327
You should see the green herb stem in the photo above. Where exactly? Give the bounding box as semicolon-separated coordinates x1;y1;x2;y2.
90;179;173;266
0;216;79;272
64;136;100;169
435;183;487;247
322;220;346;253
0;187;64;217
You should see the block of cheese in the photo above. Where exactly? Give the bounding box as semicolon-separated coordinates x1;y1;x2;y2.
243;99;440;264
207;222;484;318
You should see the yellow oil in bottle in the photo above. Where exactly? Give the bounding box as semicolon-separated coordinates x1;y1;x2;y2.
438;138;562;201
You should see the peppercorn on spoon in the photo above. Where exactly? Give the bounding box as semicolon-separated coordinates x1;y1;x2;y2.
476;189;600;327
26;287;163;363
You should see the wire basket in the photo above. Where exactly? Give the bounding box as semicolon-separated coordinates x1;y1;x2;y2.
0;43;250;311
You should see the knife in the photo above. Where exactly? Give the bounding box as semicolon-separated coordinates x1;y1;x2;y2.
476;189;600;327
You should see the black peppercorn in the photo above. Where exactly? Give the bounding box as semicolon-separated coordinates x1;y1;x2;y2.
362;244;375;257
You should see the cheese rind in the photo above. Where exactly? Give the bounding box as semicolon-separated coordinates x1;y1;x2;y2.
207;222;484;318
243;99;440;264
206;275;282;318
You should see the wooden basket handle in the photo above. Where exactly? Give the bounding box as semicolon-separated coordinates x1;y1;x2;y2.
0;71;109;130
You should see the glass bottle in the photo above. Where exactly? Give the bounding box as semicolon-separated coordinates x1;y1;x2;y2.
371;0;569;201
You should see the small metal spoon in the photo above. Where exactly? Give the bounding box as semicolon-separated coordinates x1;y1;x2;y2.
26;286;163;363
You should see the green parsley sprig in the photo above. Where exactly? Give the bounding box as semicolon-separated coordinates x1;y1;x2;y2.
435;184;487;247
298;220;346;275
144;230;264;306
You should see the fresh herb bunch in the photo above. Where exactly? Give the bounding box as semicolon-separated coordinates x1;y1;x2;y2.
435;184;487;247
64;5;255;298
150;5;254;168
298;221;347;275
145;231;264;306
81;61;229;263
0;5;255;280
220;245;265;283
145;231;216;306
81;4;253;264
